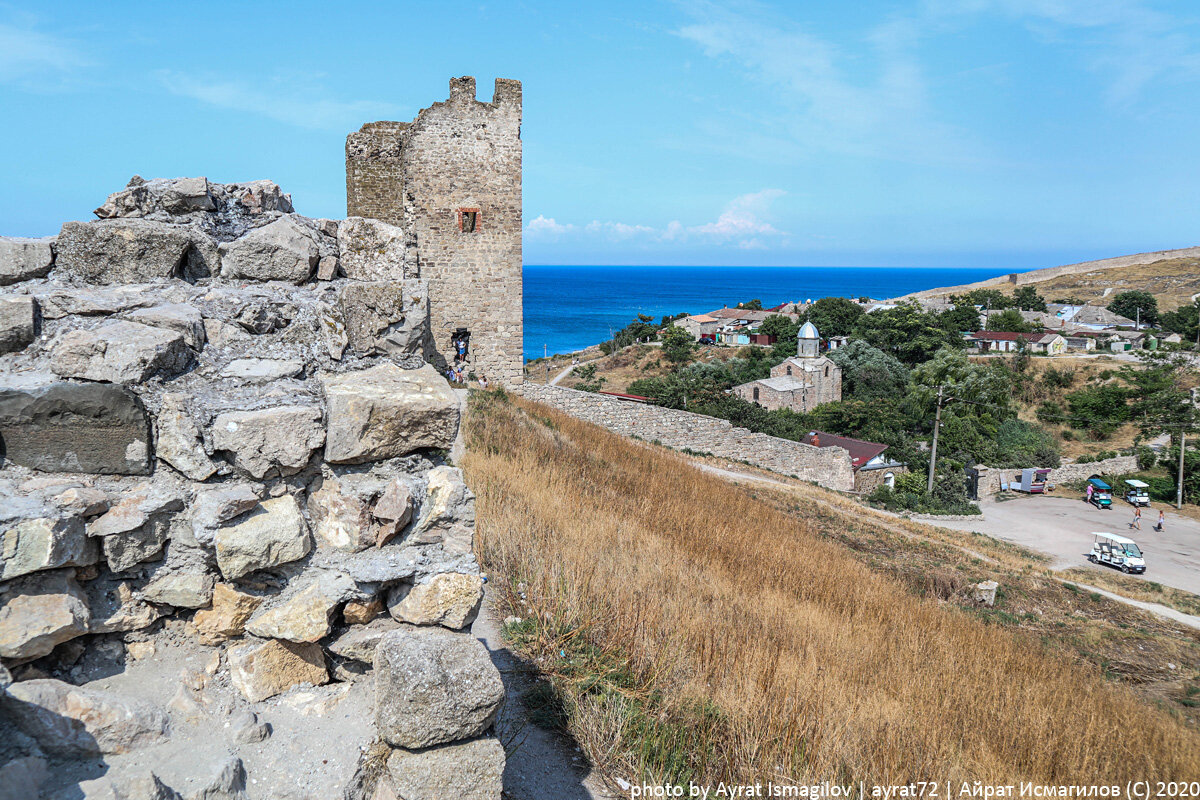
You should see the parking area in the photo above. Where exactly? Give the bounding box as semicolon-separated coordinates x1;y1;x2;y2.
933;493;1200;596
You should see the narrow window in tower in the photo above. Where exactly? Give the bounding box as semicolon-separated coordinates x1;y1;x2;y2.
459;209;480;233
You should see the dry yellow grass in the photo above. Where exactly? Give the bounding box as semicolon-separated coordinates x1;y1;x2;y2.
464;391;1200;786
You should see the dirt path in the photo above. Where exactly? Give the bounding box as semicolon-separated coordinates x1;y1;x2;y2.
471;589;621;800
550;364;575;386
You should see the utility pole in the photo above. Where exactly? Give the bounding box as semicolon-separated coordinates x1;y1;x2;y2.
1178;427;1187;510
927;385;945;495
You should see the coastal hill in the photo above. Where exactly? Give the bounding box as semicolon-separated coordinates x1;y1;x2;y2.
902;246;1200;310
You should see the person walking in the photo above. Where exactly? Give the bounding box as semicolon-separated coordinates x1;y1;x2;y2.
1130;506;1142;531
1154;509;1165;532
1086;483;1094;504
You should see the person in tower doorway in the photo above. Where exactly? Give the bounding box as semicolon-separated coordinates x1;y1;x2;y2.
1154;509;1165;532
456;337;467;363
1130;506;1142;531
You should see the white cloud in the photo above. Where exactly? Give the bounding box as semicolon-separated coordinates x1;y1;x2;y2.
526;215;575;236
689;189;784;238
0;22;90;88
526;190;788;249
159;72;402;130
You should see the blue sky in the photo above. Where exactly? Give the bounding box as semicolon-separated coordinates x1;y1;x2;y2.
2;1;1199;269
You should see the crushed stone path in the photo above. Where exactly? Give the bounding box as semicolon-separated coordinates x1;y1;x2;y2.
471;588;621;800
550;364;575;386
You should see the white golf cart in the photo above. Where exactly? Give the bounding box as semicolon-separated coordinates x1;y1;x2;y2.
1087;532;1146;574
1123;479;1151;506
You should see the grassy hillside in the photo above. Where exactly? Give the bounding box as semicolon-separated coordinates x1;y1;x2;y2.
463;390;1200;786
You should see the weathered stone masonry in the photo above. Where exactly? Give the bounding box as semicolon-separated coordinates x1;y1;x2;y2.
515;384;855;492
347;77;524;387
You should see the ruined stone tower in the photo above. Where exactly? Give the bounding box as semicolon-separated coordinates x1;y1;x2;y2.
346;76;524;385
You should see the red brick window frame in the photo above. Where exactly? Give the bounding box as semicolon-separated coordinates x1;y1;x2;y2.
458;208;481;233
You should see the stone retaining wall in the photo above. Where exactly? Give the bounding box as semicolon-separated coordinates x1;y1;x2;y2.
975;455;1138;497
514;384;855;491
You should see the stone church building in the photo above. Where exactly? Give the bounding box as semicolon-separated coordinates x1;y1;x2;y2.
734;321;842;413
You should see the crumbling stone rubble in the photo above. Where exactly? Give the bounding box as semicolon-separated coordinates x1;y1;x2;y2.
0;173;503;799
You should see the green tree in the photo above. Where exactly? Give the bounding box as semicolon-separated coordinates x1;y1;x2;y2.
909;347;1016;465
986;308;1034;333
740;299;764;311
954;288;1015;310
1159;301;1199;343
574;364;606;393
1012;285;1048;312
826;339;910;400
938;304;983;333
806;297;864;338
1119;350;1200;443
757;314;799;341
1065;384;1129;438
660;324;696;365
1107;290;1158;326
851;302;963;365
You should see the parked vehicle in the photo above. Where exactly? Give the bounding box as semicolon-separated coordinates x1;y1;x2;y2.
1012;468;1052;494
1123;479;1151;506
1087;532;1146;574
1086;477;1112;508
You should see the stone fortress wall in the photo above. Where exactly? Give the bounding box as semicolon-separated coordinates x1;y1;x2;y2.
515;384;855;491
347;77;524;387
0;103;508;799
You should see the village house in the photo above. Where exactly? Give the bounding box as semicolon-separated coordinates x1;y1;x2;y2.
801;431;907;493
677;313;719;340
733;322;841;412
965;331;1066;354
1063;333;1097;351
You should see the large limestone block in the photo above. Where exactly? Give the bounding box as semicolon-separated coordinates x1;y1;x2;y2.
214;495;311;580
411;466;475;554
339;281;407;355
0;296;37;354
187;483;263;545
227;638;327;702
373;626;505;749
55;218;198;284
219;214;320;284
4;678;170;756
0;381;153;474
87;483;183;572
123;303;206;348
336;216;409;281
0;235;54;285
385;737;504;800
0;569;90;660
244;571;355;642
1;514;98;580
327;617;400;663
322;364;458;464
387;572;483;630
140;570;215;608
51;321;192;384
307;473;375;553
95;176;215;218
156;392;217;480
220;358;302;382
86;577;167;634
193;583;262;643
210;405;324;479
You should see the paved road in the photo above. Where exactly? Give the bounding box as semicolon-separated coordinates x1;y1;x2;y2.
933;494;1200;595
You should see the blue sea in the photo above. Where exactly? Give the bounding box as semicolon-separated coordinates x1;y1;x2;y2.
523;265;1014;360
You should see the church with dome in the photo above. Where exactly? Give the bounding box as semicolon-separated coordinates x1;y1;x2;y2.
732;321;843;413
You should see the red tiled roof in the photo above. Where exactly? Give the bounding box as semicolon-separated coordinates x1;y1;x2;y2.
802;431;889;470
